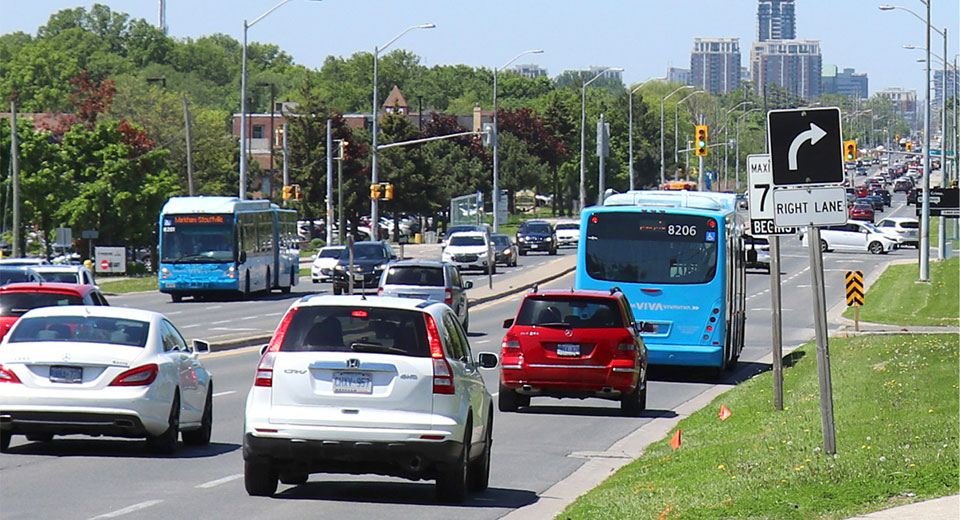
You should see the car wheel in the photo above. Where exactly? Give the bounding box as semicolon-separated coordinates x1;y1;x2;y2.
868;241;884;255
147;393;180;454
468;412;492;492
279;471;309;485
820;239;829;253
549;247;557;256
170;293;182;303
620;379;646;417
182;386;212;446
497;383;528;412
244;458;279;496
436;424;470;502
511;257;518;267
333;284;342;295
0;431;10;452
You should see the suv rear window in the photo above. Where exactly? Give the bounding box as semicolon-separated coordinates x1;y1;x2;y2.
0;292;84;317
384;266;444;286
449;235;485;246
281;306;429;356
516;297;623;328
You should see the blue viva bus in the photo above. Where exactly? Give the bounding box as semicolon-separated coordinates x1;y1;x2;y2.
158;196;300;302
575;190;746;369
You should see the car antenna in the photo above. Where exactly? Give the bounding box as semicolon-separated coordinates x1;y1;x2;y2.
531;283;538;293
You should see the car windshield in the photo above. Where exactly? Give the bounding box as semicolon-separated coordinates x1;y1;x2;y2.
491;236;511;246
863;223;881;232
556;223;579;231
279;306;429;356
344;244;386;260
9;316;149;347
445;226;477;238
161;214;234;263
384;266;444;286
36;272;80;283
0;292;85;317
515;297;623;328
449;235;485;246
521;223;551;234
585;212;718;285
318;248;344;259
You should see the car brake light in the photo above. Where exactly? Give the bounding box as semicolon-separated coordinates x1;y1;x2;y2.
255;307;298;388
0;363;22;384
444;289;453;306
377;287;383;296
614;338;638;359
265;306;298;354
501;336;521;351
425;314;454;394
109;364;158;386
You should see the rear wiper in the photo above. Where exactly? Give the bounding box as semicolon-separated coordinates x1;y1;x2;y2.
537;322;569;328
349;342;408;355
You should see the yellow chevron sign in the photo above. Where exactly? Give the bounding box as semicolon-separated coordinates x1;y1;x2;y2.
845;270;864;306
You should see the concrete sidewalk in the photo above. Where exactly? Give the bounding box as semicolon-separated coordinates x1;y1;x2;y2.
843;495;959;520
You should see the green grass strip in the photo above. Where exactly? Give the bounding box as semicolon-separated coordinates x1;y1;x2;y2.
559;334;959;520
98;276;158;294
843;258;958;327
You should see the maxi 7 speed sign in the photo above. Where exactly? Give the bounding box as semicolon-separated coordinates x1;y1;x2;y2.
747;154;798;235
767;107;844;186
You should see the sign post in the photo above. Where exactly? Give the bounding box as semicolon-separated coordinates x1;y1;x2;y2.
845;270;864;331
768;106;845;455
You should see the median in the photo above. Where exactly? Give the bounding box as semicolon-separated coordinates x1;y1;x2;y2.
559;262;959;519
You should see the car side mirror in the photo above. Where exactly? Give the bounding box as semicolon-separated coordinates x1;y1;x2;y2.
238;251;247;264
477;352;499;369
259;344;270;356
636;321;655;333
193;339;210;353
464;281;474;290
503;318;514;329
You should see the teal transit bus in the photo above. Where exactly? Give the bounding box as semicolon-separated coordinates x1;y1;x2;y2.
158;196;299;302
575;190;746;370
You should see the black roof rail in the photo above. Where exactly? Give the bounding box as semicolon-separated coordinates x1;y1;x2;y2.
609;286;622;295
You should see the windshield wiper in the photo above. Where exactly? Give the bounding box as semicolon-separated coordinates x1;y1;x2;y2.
349;342;408;355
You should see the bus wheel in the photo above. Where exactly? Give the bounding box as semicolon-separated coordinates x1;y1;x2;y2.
171;293;182;303
245;273;250;295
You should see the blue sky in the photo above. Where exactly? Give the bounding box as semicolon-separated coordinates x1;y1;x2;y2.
3;1;957;99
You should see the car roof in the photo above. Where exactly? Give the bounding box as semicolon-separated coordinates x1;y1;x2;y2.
388;260;447;268
878;216;917;223
523;289;621;301
18;305;159;321
448;231;487;238
320;245;346;251
0;282;98;295
297;294;446;312
0;258;48;265
31;265;89;273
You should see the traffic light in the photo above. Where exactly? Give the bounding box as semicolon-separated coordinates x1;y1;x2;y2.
282;185;292;200
293;184;301;201
383;183;394;200
905;142;913;152
695;125;708;156
370;183;382;199
274;127;284;147
844;140;857;162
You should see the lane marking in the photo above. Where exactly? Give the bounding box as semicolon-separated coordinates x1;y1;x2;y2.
180;324;200;329
213;391;236;398
88;500;163;520
206;305;223;310
196;474;243;489
210;319;233;325
264;312;283;317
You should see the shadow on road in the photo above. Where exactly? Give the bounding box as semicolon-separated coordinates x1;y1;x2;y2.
167;290;307;305
649;360;772;385
274;480;538;509
3;439;239;458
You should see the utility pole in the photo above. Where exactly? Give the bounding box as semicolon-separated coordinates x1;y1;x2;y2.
182;96;194;196
10;99;20;258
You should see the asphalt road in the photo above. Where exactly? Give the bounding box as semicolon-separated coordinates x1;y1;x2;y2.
0;188;925;519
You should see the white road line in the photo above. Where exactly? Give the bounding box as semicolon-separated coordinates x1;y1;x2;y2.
264;312;283;317
210;327;258;331
213;391;236;398
206;305;223;310
240;315;259;321
210;319;233;325
180;324;201;329
475;340;491;344
196;474;243;489
165;311;183;316
88;500;163;520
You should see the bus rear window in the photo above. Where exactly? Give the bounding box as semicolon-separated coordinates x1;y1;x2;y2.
585;212;718;284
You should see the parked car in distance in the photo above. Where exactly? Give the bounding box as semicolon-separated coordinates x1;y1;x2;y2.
848;202;875;222
243;295;499;501
490;233;518;267
876;217;919;248
554;221;581;248
31;265;96;285
311;245;346;283
516;220;557;256
442;232;495;273
331;241;396;295
801;221;897;254
0;258;50;267
499;288;648;416
0;305;212;453
0;283;110;340
743;234;771;273
0;267;44;286
377;260;472;330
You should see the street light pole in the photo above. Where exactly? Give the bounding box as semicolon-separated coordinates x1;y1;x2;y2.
674;90;703;181
580;67;623;211
494;49;543;232
660;85;694;186
736;108;762;189
371;23;435;240
628;78;665;190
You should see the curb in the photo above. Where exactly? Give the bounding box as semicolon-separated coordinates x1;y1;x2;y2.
467;262;577;307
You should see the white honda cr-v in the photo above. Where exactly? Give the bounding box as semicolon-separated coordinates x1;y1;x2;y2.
243;295;498;502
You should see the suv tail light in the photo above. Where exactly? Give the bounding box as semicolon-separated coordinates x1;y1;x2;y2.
444;289;453;306
109;364;158;386
377;287;384;296
0;363;22;384
500;335;523;368
425;314;454;394
255;307;299;387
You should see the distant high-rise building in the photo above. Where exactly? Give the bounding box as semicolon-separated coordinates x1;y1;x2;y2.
822;65;869;98
513;64;548;79
666;67;691;85
933;68;958;110
876;88;918;129
690;38;741;95
757;0;796;41
588;66;623;82
750;40;822;100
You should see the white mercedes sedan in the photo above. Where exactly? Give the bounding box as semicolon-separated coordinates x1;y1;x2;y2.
0;306;212;454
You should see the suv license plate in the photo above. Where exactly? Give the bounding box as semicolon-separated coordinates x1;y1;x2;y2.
556;343;580;357
50;365;82;383
333;371;373;394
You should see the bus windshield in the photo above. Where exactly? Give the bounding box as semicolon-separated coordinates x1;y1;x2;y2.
161;214;235;263
585;212;718;284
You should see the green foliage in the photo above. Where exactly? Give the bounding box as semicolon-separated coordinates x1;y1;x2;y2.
842;258;959;327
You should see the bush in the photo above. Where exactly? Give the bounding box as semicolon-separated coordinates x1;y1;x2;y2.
126;261;148;276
